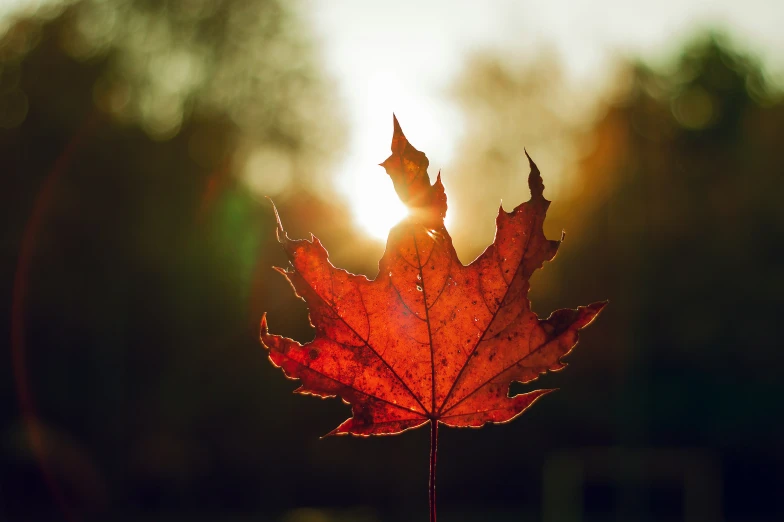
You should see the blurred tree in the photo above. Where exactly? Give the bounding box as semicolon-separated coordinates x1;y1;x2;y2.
449;33;784;520
541;34;784;431
445;50;592;260
0;0;354;519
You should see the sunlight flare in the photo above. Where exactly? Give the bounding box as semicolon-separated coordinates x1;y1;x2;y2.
334;72;455;242
343;167;409;241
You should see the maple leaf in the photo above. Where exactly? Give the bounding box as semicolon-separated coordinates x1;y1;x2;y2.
261;115;606;437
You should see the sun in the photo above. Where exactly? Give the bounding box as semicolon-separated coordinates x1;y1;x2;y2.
338;161;454;243
341;165;409;241
333;69;458;242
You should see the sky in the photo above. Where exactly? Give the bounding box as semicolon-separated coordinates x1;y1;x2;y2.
305;0;784;239
2;0;783;239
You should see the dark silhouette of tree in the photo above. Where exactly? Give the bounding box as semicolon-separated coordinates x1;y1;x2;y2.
449;33;784;520
0;1;351;518
546;34;784;445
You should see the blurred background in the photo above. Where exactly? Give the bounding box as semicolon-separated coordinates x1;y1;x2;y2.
1;1;782;521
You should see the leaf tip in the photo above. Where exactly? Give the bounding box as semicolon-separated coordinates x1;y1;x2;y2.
267;197;286;242
322;423;351;438
259;313;270;343
525;149;545;201
388;113;410;155
579;301;609;329
522;388;558;409
260;312;267;330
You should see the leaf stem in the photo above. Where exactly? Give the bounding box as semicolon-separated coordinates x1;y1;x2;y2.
429;418;438;522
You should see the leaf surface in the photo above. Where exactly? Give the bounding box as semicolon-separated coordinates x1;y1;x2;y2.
261;116;606;435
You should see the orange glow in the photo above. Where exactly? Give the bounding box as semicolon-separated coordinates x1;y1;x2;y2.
347;170;409;241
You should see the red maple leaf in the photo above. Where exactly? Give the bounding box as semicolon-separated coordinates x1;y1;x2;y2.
260;116;605;519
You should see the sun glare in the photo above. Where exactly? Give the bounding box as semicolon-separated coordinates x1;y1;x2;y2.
334;69;459;242
339;160;455;243
348;170;409;241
